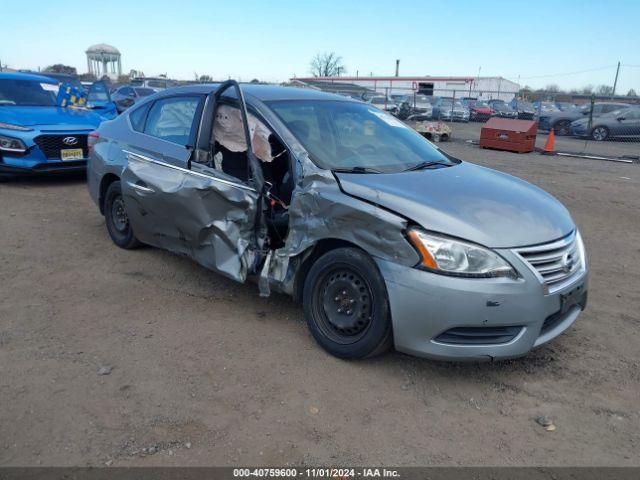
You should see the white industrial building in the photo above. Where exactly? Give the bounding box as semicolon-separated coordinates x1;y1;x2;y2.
293;76;520;101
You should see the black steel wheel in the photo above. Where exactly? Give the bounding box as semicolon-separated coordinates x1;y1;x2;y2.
314;266;373;344
104;180;142;249
303;247;392;359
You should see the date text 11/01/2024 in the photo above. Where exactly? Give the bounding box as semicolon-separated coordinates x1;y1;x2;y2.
232;468;400;478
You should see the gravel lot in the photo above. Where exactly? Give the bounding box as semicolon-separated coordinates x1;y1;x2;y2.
1;141;639;467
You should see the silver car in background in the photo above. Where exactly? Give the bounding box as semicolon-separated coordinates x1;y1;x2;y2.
398;94;434;120
87;82;588;361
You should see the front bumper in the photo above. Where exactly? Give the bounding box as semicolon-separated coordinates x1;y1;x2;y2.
0;157;87;176
441;112;469;122
0;153;87;176
0;130;91;176
376;251;588;361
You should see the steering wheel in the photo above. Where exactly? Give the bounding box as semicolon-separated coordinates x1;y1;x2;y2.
357;144;378;155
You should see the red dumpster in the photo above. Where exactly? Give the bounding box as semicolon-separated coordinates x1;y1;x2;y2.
479;118;537;153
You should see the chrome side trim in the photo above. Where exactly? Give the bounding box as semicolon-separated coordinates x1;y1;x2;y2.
123;150;256;192
126;181;154;193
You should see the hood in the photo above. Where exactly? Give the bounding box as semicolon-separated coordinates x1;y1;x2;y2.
336;162;574;248
472;106;493;113
0;106;104;130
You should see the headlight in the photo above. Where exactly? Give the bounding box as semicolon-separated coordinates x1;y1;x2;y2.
0;135;28;153
0;122;32;132
407;229;517;278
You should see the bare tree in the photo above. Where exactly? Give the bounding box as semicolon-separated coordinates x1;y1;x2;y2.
596;84;614;95
310;52;345;77
581;85;594;95
627;89;637;97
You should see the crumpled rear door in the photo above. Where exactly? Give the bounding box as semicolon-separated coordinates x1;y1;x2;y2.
122;150;260;282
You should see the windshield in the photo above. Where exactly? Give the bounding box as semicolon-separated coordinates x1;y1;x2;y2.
370;97;386;104
441;100;463;108
0;79;59;107
87;82;110;102
135;88;155;97
268;100;455;173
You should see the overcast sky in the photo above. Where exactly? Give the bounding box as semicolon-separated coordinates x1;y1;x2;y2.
3;0;639;92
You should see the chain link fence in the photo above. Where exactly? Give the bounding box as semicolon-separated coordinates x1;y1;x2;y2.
303;82;640;161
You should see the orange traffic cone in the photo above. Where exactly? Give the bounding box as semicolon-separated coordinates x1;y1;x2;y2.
543;128;555;154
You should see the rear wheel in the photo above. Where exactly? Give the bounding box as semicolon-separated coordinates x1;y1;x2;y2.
554;120;572;136
104;180;142;249
303;247;392;359
591;126;609;141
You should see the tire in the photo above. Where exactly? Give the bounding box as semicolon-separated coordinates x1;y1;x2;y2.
591;126;609;141
553;120;572;136
103;180;142;249
303;247;392;359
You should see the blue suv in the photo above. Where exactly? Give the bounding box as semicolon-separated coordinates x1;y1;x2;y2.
0;72;107;179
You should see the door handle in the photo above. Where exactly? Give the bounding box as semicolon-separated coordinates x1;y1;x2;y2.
127;181;155;194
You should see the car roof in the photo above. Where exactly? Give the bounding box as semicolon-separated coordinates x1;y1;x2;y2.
0;71;59;84
151;83;359;103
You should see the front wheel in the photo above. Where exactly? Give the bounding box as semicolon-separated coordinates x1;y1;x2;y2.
303;248;392;359
591;126;609;141
104;180;142;249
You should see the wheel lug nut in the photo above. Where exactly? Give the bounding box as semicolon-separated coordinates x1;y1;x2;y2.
346;310;352;315
334;296;340;302
349;299;355;304
337;308;342;313
342;290;347;295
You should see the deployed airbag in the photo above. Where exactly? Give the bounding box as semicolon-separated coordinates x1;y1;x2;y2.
214;104;273;162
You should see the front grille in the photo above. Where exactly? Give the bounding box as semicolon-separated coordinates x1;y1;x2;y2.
34;134;88;160
434;326;522;345
514;231;584;293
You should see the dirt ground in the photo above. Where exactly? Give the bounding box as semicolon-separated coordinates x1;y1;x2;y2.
1;141;639;467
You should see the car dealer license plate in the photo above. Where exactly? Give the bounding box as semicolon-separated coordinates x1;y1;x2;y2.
60;149;84;161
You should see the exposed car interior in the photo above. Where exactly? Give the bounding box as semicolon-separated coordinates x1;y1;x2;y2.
197;103;294;249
